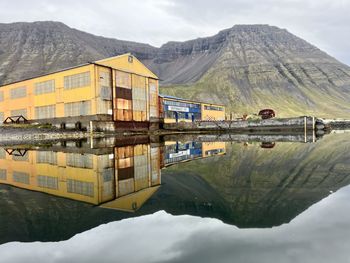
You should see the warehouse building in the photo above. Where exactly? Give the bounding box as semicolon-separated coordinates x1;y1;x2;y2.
0;53;160;131
159;95;225;123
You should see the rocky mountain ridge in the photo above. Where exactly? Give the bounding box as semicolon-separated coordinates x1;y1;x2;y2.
0;21;349;117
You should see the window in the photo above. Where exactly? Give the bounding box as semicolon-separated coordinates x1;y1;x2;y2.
0;149;5;159
11;109;27;118
13;171;30;184
163;99;200;109
0;169;6;180
99;71;112;100
64;101;91;117
132;86;147;111
66;153;93;169
35;105;56;119
12;152;29;162
102;168;114;182
205;149;225;156
164;111;176;119
204;105;224;111
36;151;57;165
0;91;4;102
10;86;26;99
64;72;90;89
132;75;146;113
128;55;133;63
67;179;94;197
37;175;58;189
116;71;131;89
34;80;55;95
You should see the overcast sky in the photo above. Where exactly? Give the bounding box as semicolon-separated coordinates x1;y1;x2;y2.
1;0;349;65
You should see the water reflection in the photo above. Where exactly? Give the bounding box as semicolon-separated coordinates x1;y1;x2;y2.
2;185;350;263
0;137;226;212
0;132;349;247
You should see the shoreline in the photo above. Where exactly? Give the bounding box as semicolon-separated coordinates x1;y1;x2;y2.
0;117;349;146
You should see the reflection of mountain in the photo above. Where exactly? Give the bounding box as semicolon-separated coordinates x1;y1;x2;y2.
0;133;349;244
166;133;350;227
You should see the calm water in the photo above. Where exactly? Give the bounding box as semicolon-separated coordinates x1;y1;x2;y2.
0;132;350;262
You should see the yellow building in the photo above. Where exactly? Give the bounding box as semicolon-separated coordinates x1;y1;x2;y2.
159;95;225;123
0;144;162;211
0;53;160;131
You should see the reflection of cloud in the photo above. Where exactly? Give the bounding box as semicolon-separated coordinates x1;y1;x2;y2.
1;0;350;64
2;186;350;263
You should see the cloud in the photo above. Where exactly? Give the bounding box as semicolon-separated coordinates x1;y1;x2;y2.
0;0;349;64
1;186;350;263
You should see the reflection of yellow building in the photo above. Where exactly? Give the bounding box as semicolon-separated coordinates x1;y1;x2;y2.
0;144;161;211
0;140;226;211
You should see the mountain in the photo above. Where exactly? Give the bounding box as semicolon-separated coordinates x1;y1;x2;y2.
0;21;350;117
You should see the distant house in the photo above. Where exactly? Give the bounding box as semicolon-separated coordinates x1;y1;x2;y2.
159;94;225;123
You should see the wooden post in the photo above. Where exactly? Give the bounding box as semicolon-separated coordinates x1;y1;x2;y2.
90;121;93;135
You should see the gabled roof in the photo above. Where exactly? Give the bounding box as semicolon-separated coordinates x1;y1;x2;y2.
94;53;158;79
0;53;158;87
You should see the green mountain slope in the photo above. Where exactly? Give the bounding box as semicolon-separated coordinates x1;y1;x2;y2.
160;26;350;118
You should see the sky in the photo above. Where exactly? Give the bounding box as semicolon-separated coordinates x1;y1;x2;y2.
1;0;349;65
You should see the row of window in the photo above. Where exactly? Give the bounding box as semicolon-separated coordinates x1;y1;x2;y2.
1;70;154;103
164;111;201;120
35;79;55;95
0;170;94;197
0;100;92;120
204;105;224;111
35;105;56;119
64;72;91;90
163;99;200;108
10;86;27;99
0;72;91;101
64;101;91;117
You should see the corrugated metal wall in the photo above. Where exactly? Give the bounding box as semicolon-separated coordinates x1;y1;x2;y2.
149;78;159;118
114;71;133;121
114;70;154;122
114;144;161;198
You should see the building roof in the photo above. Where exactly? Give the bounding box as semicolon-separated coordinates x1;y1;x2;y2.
159;94;225;107
0;53;158;87
0;63;91;87
94;53;158;79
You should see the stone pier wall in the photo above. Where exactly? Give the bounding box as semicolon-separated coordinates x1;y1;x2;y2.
164;116;315;131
